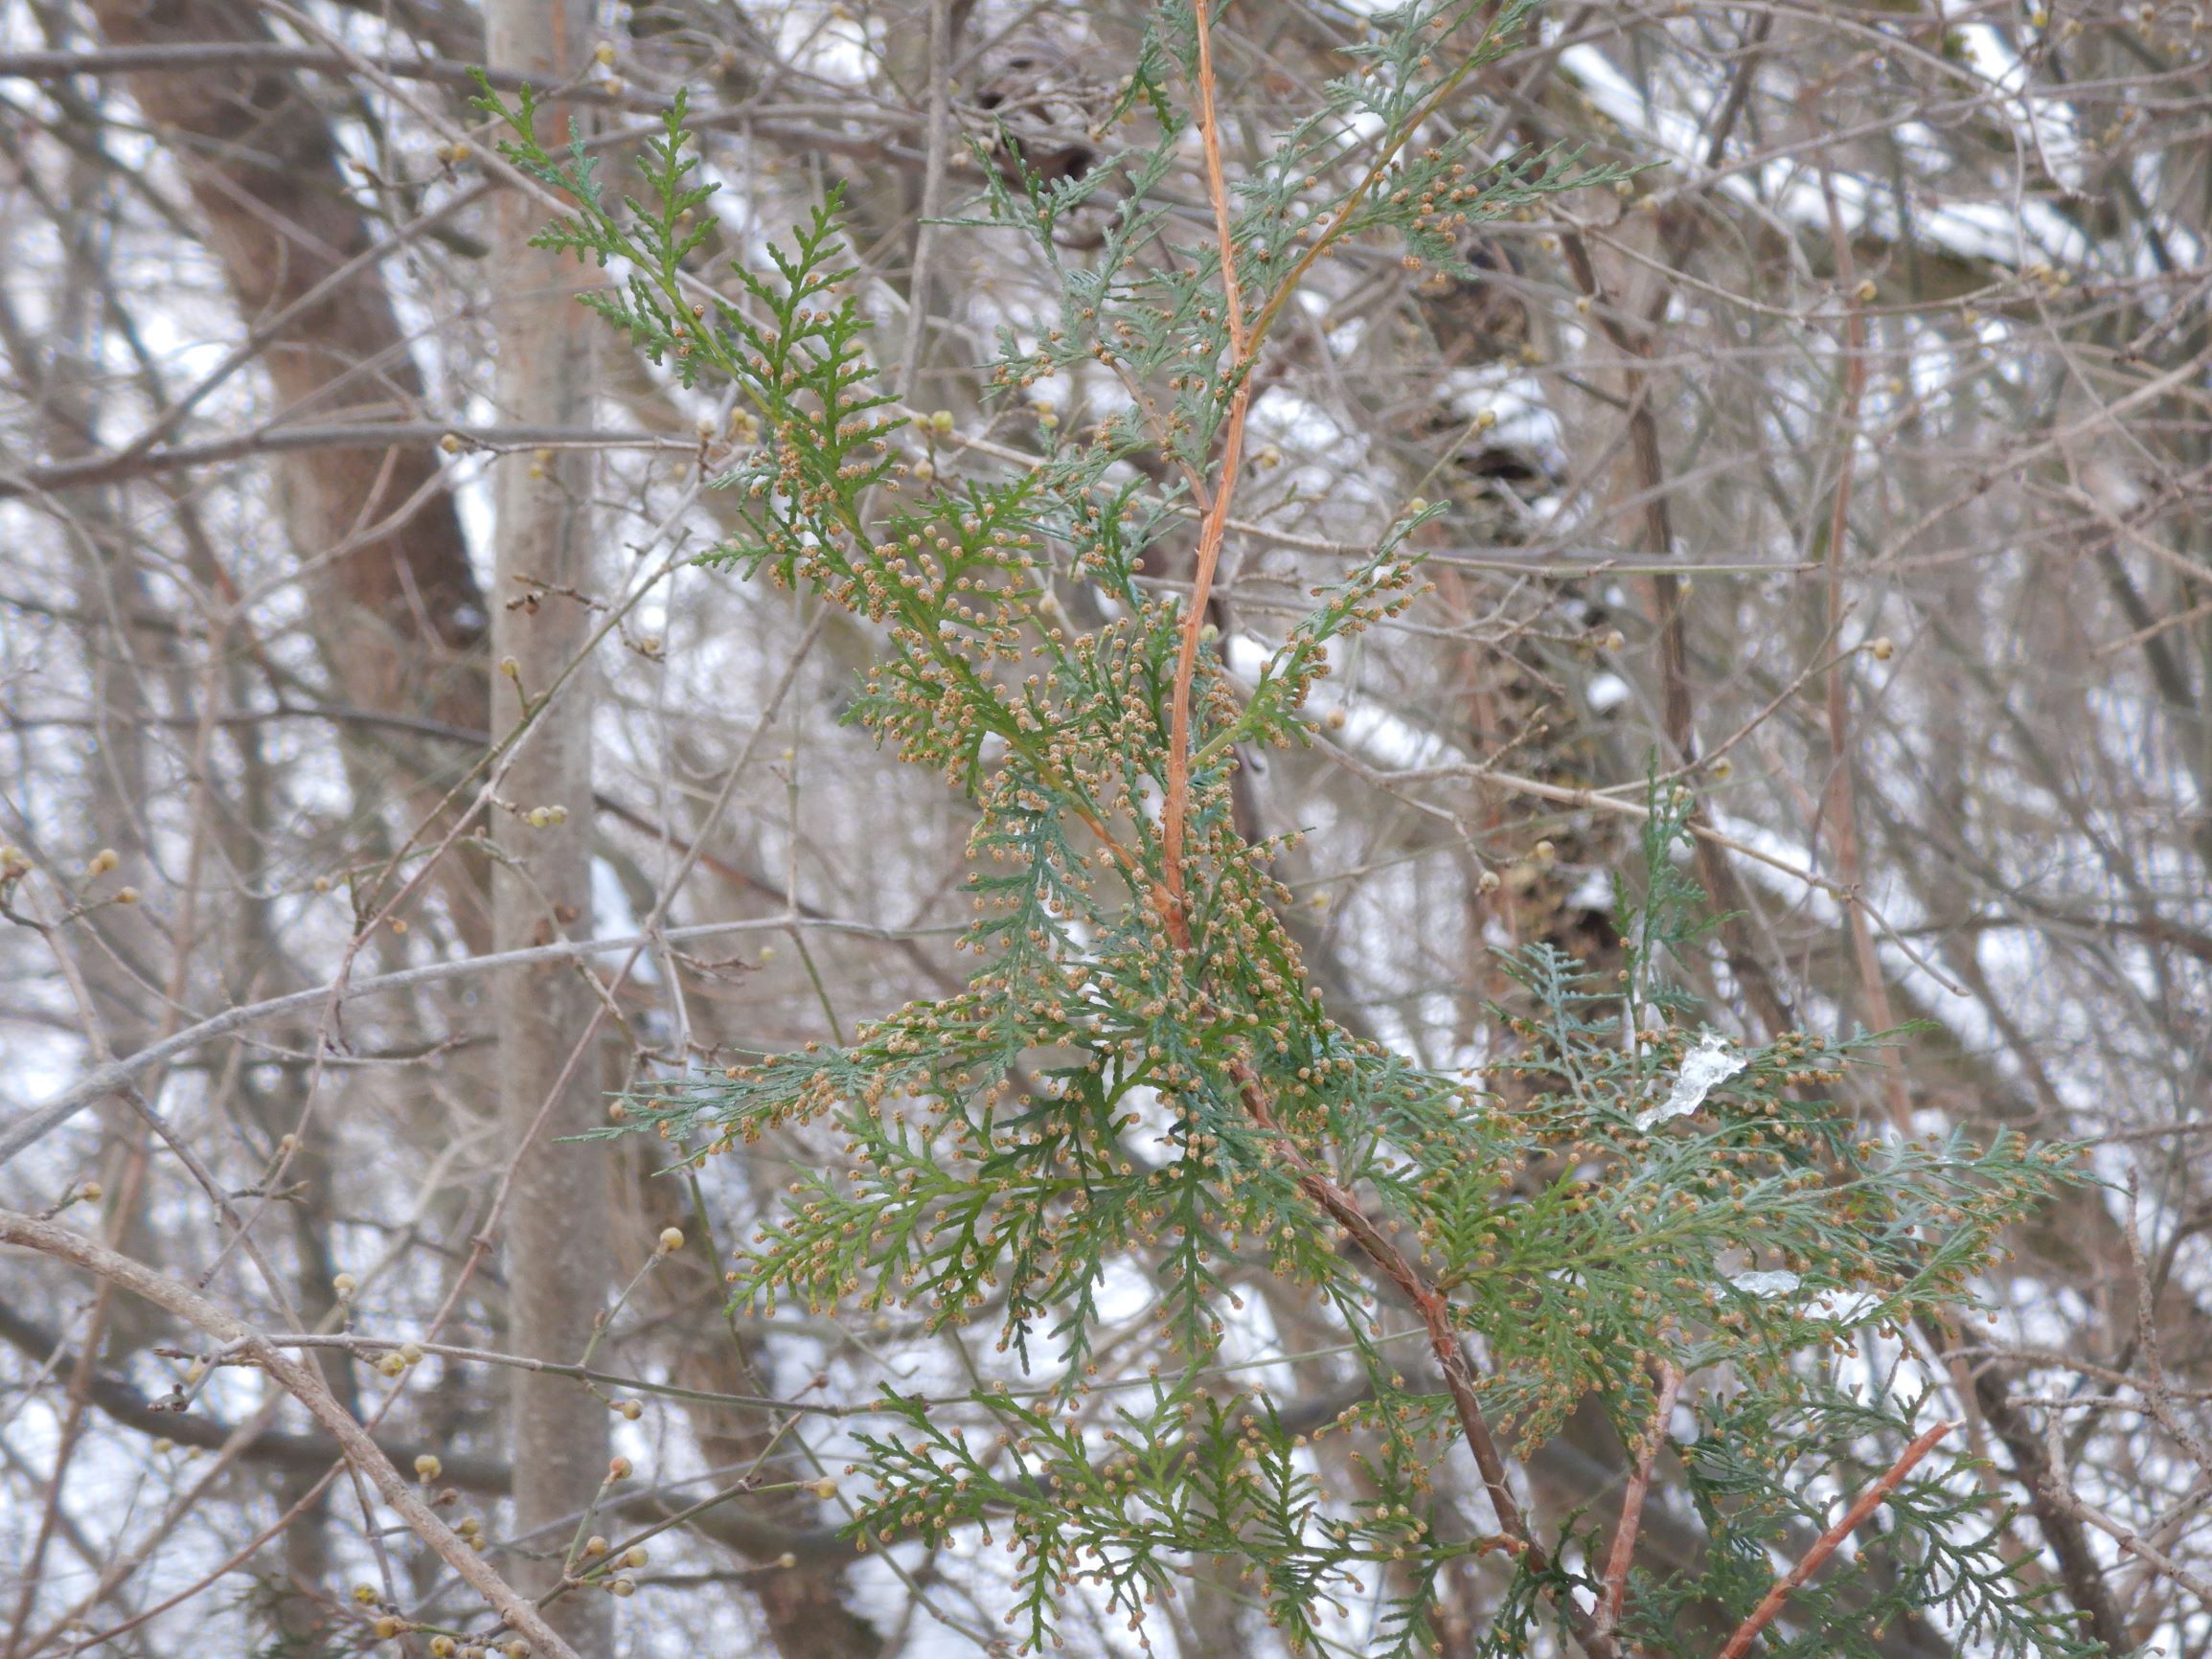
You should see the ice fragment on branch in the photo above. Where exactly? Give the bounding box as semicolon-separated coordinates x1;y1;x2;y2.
1726;1269;1803;1298
1636;1031;1746;1129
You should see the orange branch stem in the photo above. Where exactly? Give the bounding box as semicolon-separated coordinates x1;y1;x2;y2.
1161;3;1509;918
1714;1419;1956;1659
1162;0;1251;920
1599;1363;1688;1638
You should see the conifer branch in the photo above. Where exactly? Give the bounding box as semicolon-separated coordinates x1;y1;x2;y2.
1714;1419;1957;1659
467;21;2087;1655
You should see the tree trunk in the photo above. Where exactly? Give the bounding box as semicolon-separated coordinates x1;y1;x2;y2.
485;3;611;1653
82;0;492;943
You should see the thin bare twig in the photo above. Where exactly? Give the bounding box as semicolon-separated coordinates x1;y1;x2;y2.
0;909;937;1168
1808;121;1910;1134
0;1210;583;1659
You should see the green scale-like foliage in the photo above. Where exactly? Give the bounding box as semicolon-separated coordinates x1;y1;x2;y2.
480;6;2090;1654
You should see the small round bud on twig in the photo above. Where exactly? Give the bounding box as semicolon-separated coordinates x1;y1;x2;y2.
1869;636;1895;660
607;1456;632;1481
332;1272;357;1298
414;1454;441;1481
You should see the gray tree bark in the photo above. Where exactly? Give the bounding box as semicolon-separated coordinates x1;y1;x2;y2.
486;3;611;1652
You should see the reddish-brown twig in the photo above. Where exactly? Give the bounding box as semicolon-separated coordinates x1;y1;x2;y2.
1158;0;1501;921
1158;0;1251;924
1714;1419;1956;1659
1598;1363;1688;1639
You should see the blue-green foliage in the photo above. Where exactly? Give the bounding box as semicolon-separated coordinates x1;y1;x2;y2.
480;7;2086;1653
